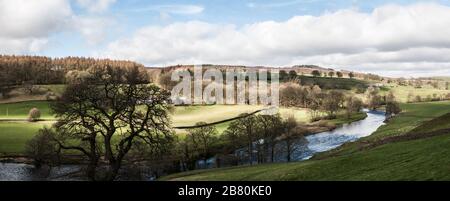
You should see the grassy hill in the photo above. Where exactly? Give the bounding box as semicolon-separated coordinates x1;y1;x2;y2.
382;84;450;103
295;75;368;90
161;101;450;181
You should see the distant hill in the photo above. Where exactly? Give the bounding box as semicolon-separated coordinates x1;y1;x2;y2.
146;64;379;81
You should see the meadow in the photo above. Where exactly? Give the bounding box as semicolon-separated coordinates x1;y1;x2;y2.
382;84;450;103
0;101;54;119
0;121;54;154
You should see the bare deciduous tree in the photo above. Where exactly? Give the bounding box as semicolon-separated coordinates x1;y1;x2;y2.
281;116;306;162
345;96;363;118
51;66;174;181
258;114;283;163
187;122;218;167
227;114;260;165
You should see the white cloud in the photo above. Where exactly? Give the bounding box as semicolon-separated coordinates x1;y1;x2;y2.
0;0;115;53
247;0;320;8
76;0;116;13
133;4;204;15
103;3;450;77
73;16;114;45
0;0;72;53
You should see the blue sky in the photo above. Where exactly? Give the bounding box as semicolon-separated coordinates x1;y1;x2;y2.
2;0;450;77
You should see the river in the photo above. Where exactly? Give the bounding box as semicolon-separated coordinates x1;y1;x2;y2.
301;109;385;160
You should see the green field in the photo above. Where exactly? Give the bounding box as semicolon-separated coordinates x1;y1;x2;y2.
0;101;54;119
0;121;53;154
383;84;450;103
161;101;450;181
172;105;264;127
367;101;450;140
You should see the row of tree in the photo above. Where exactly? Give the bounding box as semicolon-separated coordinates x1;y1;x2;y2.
279;70;355;80
280;82;364;120
176;113;306;171
0;55;146;98
0;55;144;85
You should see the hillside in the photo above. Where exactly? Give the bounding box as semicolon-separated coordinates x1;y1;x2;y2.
146;64;373;80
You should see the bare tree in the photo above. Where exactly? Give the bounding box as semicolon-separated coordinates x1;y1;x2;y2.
26;127;60;168
348;72;355;79
322;90;344;119
311;70;321;77
345;96;363;118
226;114;260;165
385;93;401;116
187;122;218;168
258;114;283;163
367;87;383;110
281;116;306;162
328;71;335;78
51;66;174;181
386;101;401;116
288;70;297;79
175;135;197;171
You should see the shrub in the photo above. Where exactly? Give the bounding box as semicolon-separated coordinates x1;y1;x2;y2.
28;108;41;122
311;70;321;77
386;101;402;116
25;127;59;168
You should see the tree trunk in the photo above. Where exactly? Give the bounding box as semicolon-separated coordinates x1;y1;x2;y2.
105;162;121;181
248;143;253;165
87;157;98;181
286;140;291;162
203;158;208;169
270;143;275;163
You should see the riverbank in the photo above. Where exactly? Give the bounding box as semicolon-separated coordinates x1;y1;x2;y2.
303;112;368;136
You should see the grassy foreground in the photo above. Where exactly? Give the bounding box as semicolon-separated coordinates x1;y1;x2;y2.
161;101;450;181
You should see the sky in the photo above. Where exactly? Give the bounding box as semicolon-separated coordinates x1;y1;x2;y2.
1;0;450;77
